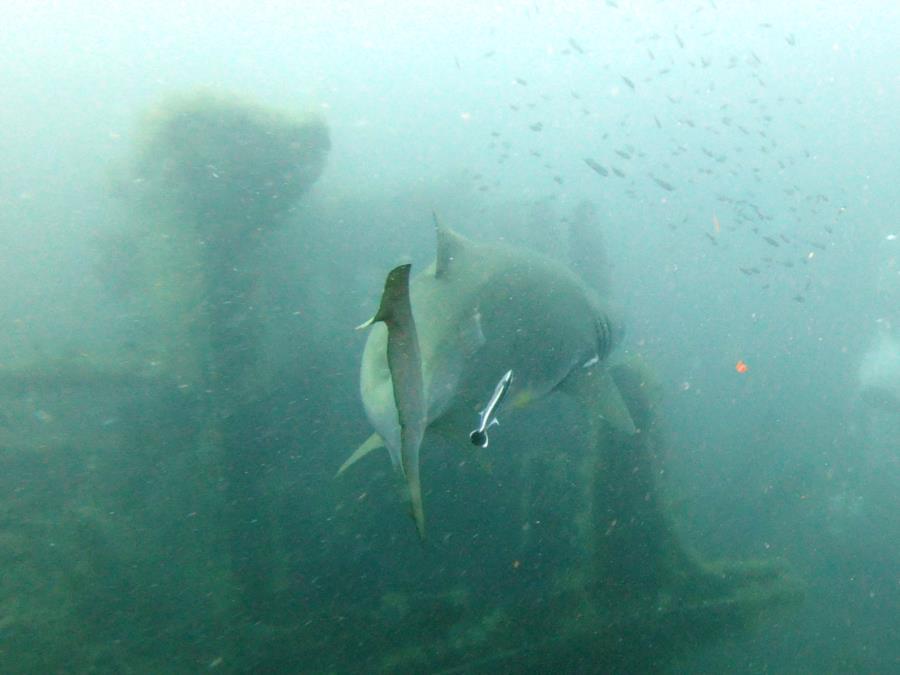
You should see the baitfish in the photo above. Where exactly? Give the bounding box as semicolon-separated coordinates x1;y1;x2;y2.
650;175;675;191
584;158;609;176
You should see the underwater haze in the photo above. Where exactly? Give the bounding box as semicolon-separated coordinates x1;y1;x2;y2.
1;1;898;673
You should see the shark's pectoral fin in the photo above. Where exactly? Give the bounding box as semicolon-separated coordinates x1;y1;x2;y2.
367;264;428;539
336;432;385;477
594;368;637;435
560;364;637;439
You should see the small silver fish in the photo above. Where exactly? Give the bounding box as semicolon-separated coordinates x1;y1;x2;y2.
470;370;513;448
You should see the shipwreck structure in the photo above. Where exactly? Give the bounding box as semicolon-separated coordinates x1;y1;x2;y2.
0;92;799;673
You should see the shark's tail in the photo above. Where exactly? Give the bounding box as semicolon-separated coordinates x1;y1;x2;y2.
360;264;428;539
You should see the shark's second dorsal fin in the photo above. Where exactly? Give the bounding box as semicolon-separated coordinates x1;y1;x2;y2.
433;212;473;279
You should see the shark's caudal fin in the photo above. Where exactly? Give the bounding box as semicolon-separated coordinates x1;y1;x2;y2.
359;264;428;538
335;432;384;477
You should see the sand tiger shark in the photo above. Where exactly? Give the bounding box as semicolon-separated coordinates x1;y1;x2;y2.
338;215;636;537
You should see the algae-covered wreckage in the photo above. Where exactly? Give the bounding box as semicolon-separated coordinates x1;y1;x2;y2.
0;92;800;672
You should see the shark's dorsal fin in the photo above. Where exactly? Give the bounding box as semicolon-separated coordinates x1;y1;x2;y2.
433;212;473;279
